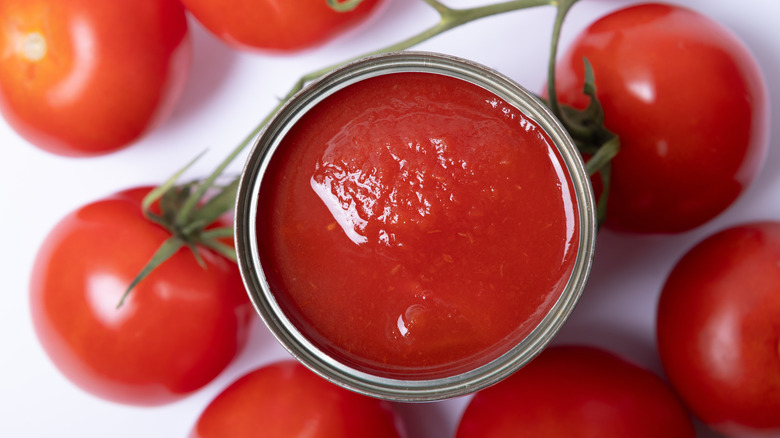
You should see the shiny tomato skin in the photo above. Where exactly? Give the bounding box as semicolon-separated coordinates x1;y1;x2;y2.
657;222;780;436
189;360;407;438
554;3;768;233
456;345;695;438
0;0;191;157
180;0;384;52
29;187;253;406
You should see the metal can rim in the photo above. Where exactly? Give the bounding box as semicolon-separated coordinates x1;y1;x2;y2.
235;51;597;402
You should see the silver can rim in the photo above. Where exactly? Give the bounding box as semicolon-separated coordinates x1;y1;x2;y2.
234;51;597;402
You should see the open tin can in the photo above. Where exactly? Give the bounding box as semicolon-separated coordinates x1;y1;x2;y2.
235;51;597;402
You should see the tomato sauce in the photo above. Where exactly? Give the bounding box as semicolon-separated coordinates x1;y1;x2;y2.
257;72;579;379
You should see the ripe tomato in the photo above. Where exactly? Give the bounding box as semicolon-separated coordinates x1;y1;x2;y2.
0;0;191;157
554;3;768;233
657;222;780;436
29;187;253;406
189;360;408;438
180;0;384;52
456;345;695;438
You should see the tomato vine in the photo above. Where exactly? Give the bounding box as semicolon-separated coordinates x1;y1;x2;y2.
125;0;616;301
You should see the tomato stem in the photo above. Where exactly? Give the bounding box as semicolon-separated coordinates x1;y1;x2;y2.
151;0;559;241
178;0;560;220
543;0;621;227
127;0;628;303
326;0;366;12
142;151;206;214
150;0;625;281
545;0;578;121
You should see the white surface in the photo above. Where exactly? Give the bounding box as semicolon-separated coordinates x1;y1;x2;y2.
1;0;778;437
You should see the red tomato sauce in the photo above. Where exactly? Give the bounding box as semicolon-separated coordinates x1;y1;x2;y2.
257;72;579;379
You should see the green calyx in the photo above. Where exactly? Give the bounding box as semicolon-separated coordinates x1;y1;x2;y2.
116;155;239;309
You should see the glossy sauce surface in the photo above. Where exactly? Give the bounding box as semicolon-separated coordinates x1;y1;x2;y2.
257;72;579;379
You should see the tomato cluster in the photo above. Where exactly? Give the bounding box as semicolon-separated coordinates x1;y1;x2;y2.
6;0;778;437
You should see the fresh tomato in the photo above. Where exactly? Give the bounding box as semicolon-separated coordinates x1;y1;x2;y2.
656;222;780;436
29;187;253;406
189;360;407;438
553;3;768;233
455;345;695;438
179;0;384;52
0;0;191;157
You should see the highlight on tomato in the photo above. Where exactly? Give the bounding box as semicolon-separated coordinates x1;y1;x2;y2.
189;360;408;438
455;345;695;438
29;187;253;406
179;0;385;52
657;221;780;436
0;0;191;157
552;3;769;233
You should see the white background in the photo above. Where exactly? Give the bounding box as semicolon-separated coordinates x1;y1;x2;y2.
2;0;779;436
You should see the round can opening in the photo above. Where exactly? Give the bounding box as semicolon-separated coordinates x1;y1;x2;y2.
235;51;596;402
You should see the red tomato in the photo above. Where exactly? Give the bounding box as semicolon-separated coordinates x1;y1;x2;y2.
189;360;408;438
554;3;768;233
0;0;191;157
29;187;253;406
180;0;384;52
456;345;695;438
657;222;780;436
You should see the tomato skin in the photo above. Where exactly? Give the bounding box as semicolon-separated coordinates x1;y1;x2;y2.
456;345;695;438
657;222;780;436
180;0;384;52
189;360;407;438
0;0;191;157
29;187;253;406
554;3;768;233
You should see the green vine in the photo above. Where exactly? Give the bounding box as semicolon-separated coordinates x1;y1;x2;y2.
120;0;618;305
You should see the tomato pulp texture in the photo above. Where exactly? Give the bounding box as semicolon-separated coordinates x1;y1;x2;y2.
30;188;253;406
189;360;407;438
657;222;780;436
0;0;191;157
180;0;384;52
456;345;695;438
257;72;580;379
554;3;768;233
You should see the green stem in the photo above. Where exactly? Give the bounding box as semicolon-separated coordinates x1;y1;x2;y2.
326;0;365;12
421;0;453;15
360;0;555;57
181;0;556;214
279;0;556;98
546;0;578;121
126;0;619;299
